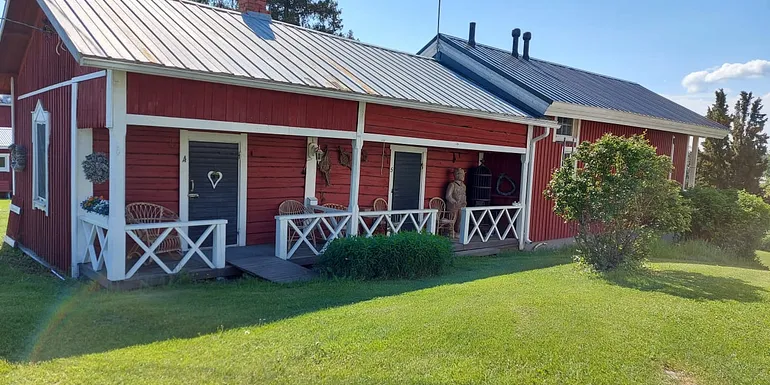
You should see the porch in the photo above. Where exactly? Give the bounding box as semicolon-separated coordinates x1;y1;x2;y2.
79;234;522;290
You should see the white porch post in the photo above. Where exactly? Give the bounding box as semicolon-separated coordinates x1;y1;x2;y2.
687;135;700;188
107;70;127;281
304;137;318;206
517;152;529;250
347;102;366;236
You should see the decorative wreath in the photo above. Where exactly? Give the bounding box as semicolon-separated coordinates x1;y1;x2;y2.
496;173;516;196
82;152;110;184
9;144;26;172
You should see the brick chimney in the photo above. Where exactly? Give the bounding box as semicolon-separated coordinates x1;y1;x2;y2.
239;0;269;14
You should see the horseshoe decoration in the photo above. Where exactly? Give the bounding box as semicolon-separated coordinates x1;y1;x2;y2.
207;171;223;189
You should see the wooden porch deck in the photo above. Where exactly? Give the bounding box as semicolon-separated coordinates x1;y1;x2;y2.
80;237;519;290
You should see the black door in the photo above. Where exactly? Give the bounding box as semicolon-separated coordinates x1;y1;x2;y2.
391;151;423;231
188;141;239;246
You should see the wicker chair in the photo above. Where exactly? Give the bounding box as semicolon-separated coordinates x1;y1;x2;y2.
125;203;182;262
429;197;457;239
278;199;316;246
372;198;388;212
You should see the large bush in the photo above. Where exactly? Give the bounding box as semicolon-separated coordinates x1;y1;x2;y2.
317;232;454;280
683;187;770;257
545;134;691;271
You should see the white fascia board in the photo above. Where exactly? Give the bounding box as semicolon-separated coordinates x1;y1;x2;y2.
546;102;728;139
81;57;560;130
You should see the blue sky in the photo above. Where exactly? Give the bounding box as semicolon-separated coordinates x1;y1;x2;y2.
336;0;770;115
2;0;768;115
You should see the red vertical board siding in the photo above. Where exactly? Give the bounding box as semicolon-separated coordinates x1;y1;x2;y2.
10;26;103;272
92;126;180;209
365;104;528;148
529;119;688;242
315;137;478;209
247;134;306;244
77;76;107;129
0;106;10;127
126;73;358;132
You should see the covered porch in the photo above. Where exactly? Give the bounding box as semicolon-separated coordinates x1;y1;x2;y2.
72;72;548;286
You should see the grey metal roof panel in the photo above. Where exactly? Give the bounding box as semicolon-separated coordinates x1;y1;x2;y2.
41;0;534;119
439;34;727;131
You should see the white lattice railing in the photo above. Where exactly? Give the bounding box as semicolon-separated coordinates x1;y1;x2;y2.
124;220;228;279
357;209;438;237
459;204;524;245
79;216;228;280
80;214;110;273
275;211;353;260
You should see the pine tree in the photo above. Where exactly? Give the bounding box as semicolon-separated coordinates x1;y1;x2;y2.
698;89;768;194
730;92;768;194
191;0;354;38
698;89;733;188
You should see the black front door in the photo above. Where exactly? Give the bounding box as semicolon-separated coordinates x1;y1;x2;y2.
391;151;423;231
188;141;239;246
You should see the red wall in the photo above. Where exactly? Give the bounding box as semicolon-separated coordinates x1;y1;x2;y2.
0;105;10;127
11;23;104;272
529;119;691;242
127;74;358;131
365;104;528;148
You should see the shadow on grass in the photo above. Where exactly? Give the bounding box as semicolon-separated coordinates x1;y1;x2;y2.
5;249;573;363
605;269;768;302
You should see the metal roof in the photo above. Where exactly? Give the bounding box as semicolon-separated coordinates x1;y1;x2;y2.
0;128;12;147
38;0;544;121
435;34;727;131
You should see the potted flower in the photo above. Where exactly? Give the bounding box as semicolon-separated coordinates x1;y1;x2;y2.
81;196;109;218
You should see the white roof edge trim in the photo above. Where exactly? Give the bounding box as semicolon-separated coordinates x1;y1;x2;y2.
81;56;561;129
546;102;728;139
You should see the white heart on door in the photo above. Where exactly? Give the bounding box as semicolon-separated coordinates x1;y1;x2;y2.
207;171;223;189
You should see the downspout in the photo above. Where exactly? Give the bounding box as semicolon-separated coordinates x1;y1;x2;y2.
10;77;15;196
524;125;551;243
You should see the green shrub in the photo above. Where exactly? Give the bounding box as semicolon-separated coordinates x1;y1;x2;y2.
683;187;770;258
545;134;691;271
760;233;770;252
316;232;454;280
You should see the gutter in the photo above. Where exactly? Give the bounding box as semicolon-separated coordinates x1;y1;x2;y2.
524;125;551;243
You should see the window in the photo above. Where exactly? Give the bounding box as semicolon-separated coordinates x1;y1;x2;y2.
556;117;574;138
32;100;49;214
0;154;9;172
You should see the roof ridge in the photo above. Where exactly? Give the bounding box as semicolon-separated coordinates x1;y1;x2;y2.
440;33;641;86
176;0;440;64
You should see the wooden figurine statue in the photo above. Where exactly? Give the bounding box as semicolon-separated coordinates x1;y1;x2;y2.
446;168;467;236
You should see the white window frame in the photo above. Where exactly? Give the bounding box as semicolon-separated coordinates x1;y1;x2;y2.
0;154;10;172
387;145;428;210
32;100;50;215
554;117;578;142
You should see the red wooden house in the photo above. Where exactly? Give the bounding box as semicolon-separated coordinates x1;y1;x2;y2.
0;0;564;285
419;24;728;242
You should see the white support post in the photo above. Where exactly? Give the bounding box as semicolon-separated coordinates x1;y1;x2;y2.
687;136;700;188
304;137;318;206
459;207;470;245
275;218;288;259
212;223;226;268
426;211;437;234
70;82;79;276
106;71;127;281
347;102;366;236
517;152;529;250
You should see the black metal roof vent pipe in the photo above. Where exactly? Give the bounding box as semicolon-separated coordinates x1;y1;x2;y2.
511;28;521;58
522;31;532;60
468;22;476;47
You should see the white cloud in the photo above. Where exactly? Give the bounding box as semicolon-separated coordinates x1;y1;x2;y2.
681;60;770;93
763;92;770;102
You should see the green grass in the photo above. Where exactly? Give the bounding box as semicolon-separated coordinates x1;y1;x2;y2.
1;204;770;384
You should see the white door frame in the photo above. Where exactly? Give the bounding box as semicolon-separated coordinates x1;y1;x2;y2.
388;145;427;210
179;130;248;247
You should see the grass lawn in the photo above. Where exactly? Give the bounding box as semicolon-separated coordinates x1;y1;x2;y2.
1;198;770;384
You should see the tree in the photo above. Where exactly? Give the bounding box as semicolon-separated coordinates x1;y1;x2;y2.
191;0;354;38
698;89;733;189
545;134;691;271
698;89;768;194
